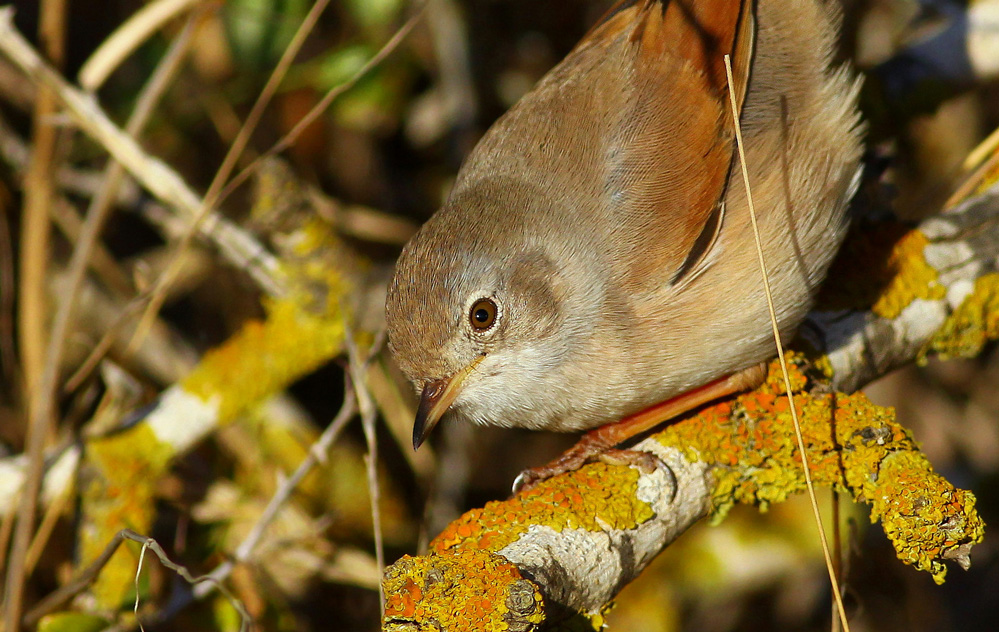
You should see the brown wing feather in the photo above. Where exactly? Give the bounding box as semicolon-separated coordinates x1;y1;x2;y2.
579;0;755;292
449;1;756;295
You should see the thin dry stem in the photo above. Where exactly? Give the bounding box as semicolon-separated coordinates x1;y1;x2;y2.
946;146;999;209
218;4;426;204
344;323;388;611
62;296;147;393
0;182;15;380
121;530;251;632
17;0;66;409
724;54;850;631
0;500;14;576
963;123;999;171
5;2;68;628
134;541;149;632
126;0;333;355
192;387;358;599
831;489;843;632
0;9;284;295
79;0;200;91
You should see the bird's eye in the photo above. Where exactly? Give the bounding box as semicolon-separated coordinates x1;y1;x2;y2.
469;298;498;331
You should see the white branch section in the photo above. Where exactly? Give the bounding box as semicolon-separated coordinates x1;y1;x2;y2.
808;183;999;393
497;441;709;614
0;447;81;517
144;386;221;451
3;388;227;517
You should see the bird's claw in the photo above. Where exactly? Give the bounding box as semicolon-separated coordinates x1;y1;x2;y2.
511;446;667;495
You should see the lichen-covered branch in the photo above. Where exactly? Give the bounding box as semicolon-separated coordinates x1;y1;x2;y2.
0;161;384;607
73;213;356;607
383;362;985;630
807;182;999;392
382;182;999;631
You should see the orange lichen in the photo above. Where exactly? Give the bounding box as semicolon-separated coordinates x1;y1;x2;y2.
872;452;985;583
431;462;654;554
654;357;983;581
922;273;999;362
387;354;984;624
383;549;544;632
384;455;654;629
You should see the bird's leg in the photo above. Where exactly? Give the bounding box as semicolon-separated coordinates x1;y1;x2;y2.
513;363;768;493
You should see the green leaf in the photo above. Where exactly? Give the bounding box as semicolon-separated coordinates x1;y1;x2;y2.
37;613;110;632
344;0;403;31
224;0;310;70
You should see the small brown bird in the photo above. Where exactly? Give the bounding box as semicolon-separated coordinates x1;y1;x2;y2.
386;0;863;481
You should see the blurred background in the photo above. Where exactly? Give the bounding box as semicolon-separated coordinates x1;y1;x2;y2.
0;0;996;630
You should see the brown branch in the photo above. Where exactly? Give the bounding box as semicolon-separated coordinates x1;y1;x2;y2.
5;1;68;628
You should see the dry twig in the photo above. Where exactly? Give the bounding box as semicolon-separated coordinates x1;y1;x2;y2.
5;2;68;628
191;387;358;600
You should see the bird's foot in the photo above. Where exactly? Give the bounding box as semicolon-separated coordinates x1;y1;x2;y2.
512;434;662;494
511;364;768;494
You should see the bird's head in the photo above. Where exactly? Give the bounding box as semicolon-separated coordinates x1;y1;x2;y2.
385;180;596;448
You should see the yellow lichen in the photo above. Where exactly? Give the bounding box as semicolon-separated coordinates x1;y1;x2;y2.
383;550;544;632
431;462;654;554
922;273;999;362
85;216;352;607
540;604;614;632
180;211;355;423
653;358;983;580
871;230;946;319
82;285;346;608
80;424;173;607
808;353;835;380
817;224;945;317
182;293;345;423
872;451;985;583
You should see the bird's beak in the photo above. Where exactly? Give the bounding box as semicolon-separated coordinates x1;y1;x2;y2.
412;355;484;450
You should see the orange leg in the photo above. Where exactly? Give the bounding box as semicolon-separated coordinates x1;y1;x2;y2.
513;363;767;492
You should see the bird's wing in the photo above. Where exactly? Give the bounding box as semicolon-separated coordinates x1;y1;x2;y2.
580;0;756;292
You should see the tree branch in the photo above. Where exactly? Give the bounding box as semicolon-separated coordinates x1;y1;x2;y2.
382;180;999;631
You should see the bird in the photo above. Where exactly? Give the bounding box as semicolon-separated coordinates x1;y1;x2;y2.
385;0;864;485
